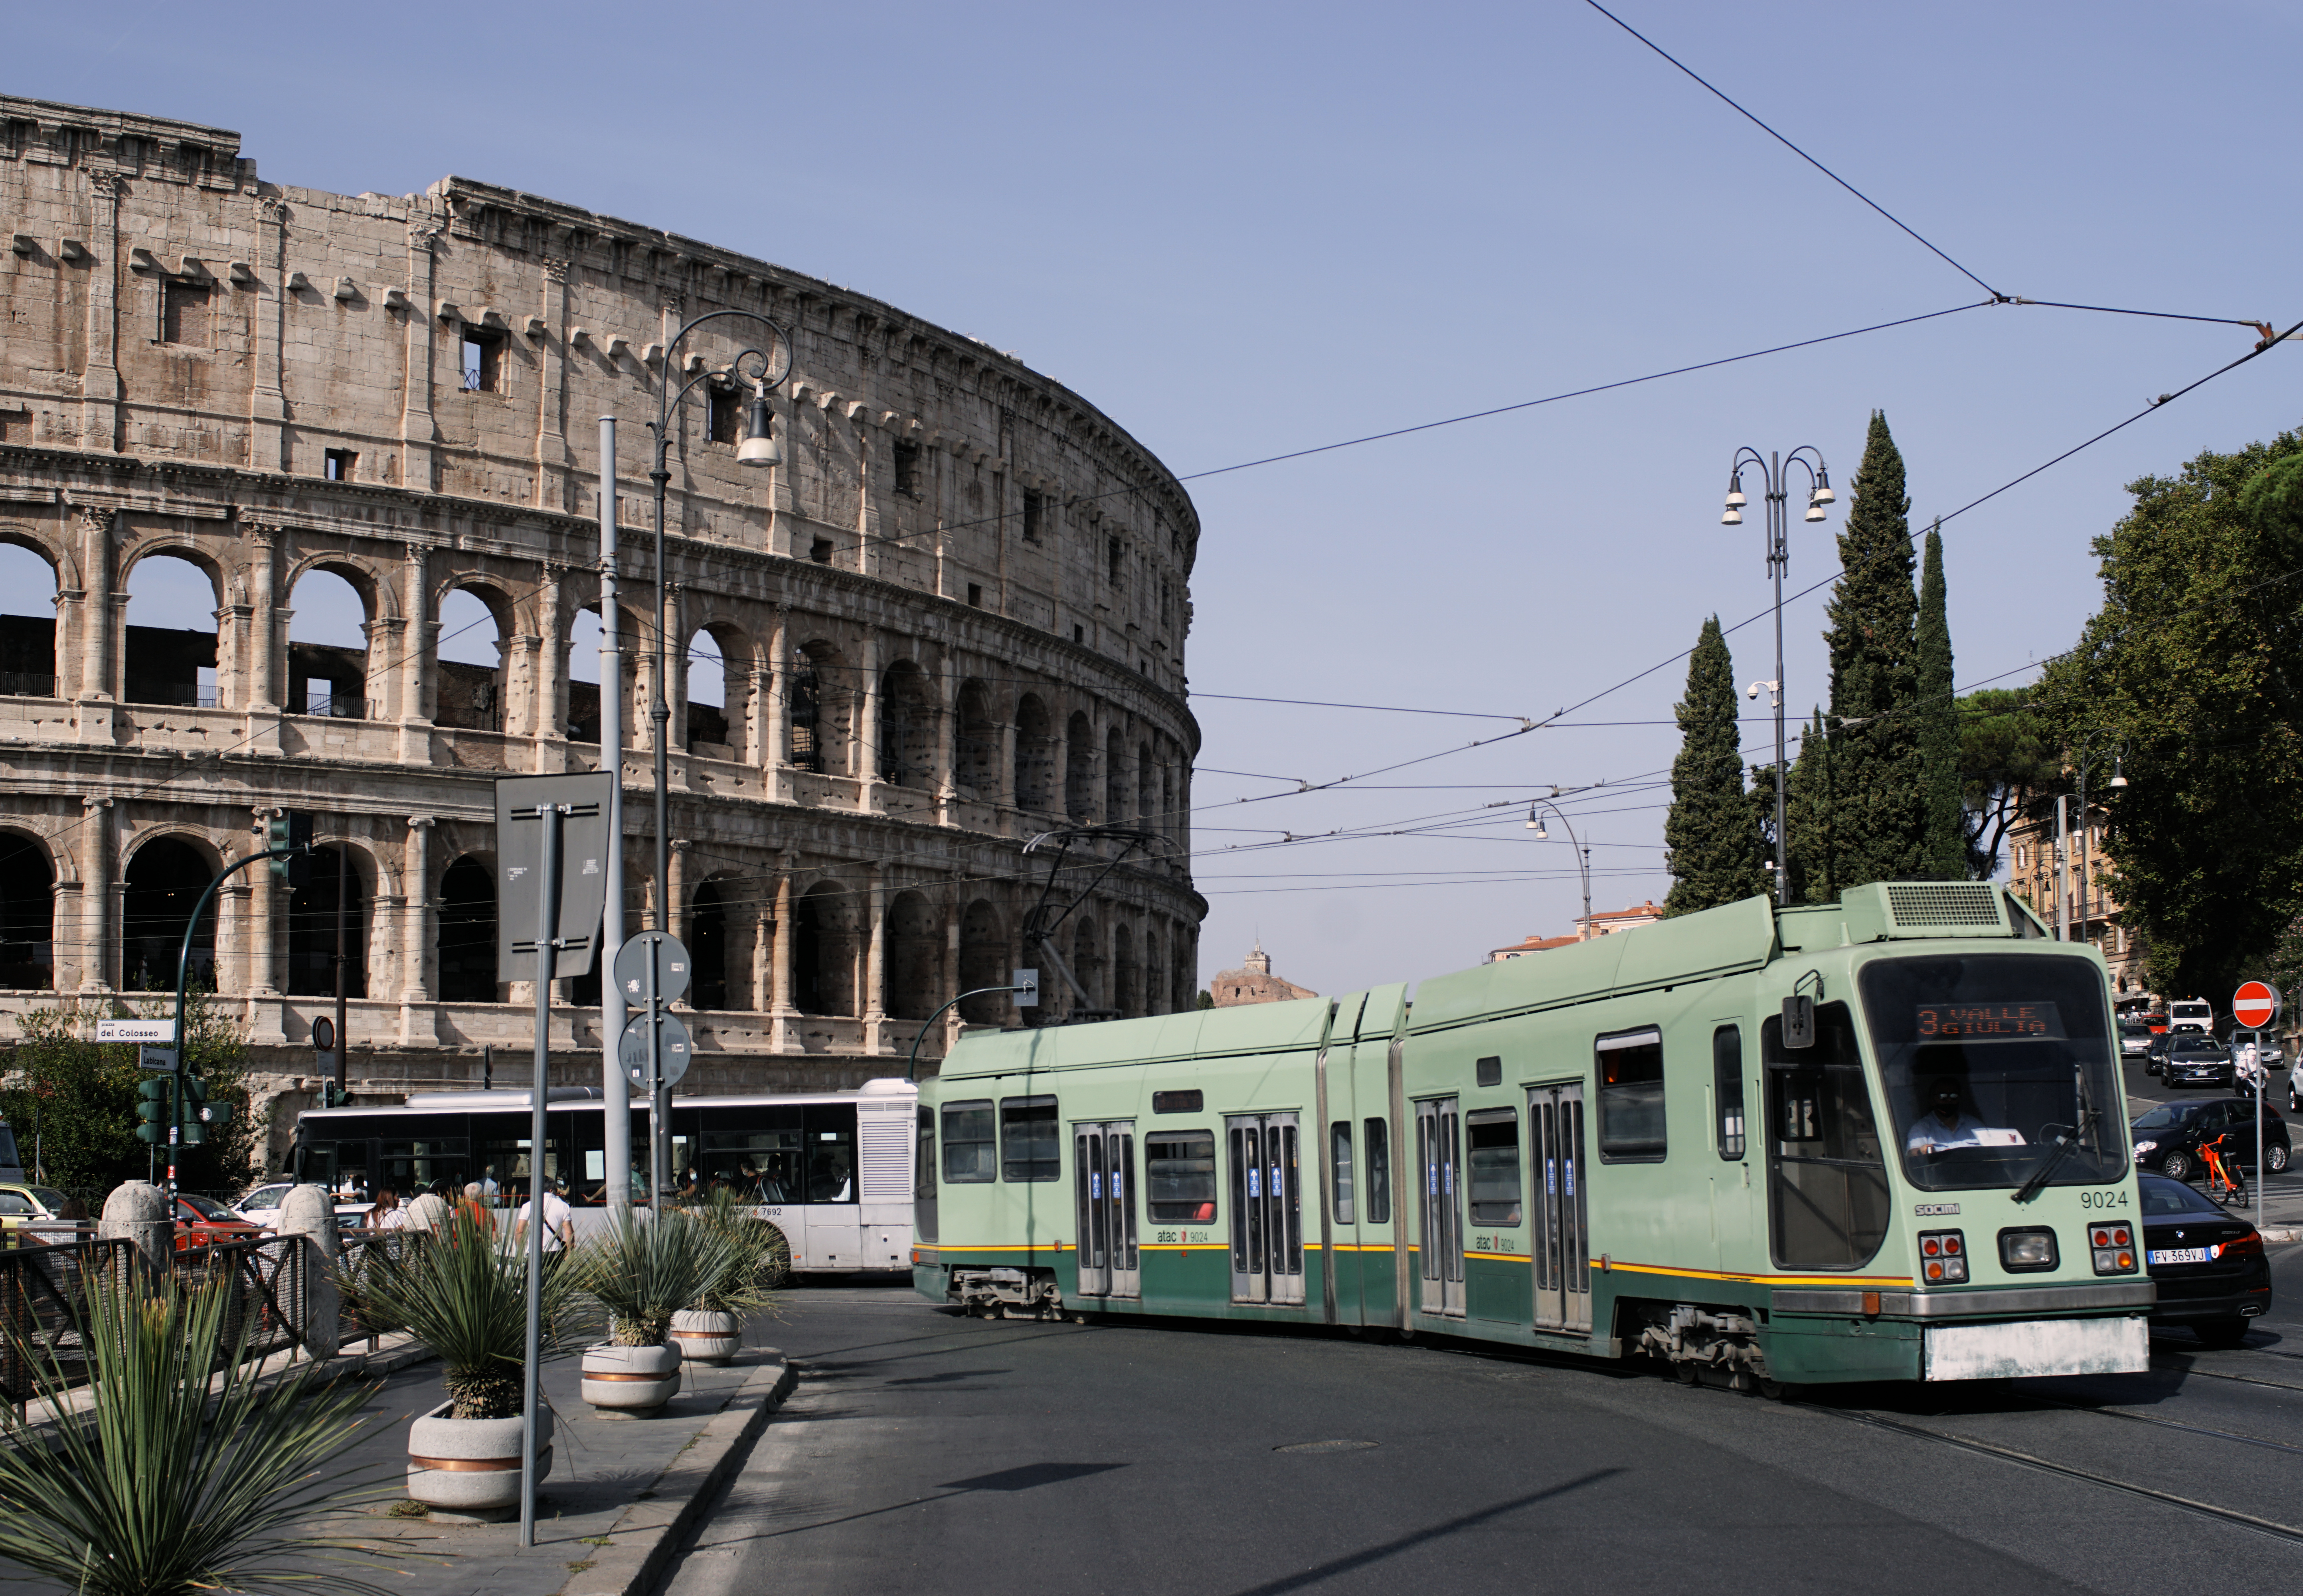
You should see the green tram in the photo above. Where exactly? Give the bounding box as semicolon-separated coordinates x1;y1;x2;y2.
913;882;2156;1386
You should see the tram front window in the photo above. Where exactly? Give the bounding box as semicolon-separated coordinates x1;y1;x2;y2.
1860;954;2125;1193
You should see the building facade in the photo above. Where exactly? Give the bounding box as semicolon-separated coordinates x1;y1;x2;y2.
1207;943;1316;1007
0;96;1205;1134
1487;900;1663;962
2004;804;2147;1001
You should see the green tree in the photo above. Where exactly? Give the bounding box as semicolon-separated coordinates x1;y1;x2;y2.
1955;686;2058;878
1663;616;1769;915
2037;428;2303;998
0;992;262;1195
1784;708;1836;903
1814;410;1927;890
1916;521;1965;878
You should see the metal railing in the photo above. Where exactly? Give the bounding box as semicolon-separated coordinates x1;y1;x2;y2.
0;669;56;697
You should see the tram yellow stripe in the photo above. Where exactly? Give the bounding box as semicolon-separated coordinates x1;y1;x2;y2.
1598;1260;1915;1288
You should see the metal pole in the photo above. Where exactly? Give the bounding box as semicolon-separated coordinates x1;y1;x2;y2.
646;944;664;1205
520;802;560;1549
906;984;1025;1082
332;837;349;1106
1769;452;1788;905
170;850;275;1198
599;417;632;1217
651;423;672;938
2076;762;2090;946
2055;794;2071;941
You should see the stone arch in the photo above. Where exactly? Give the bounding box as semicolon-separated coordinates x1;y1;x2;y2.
1065;711;1095;820
792;881;856;1015
121;830;224;991
1137;741;1155;828
1104;725;1127;824
285;839;381;999
0;535;65;699
957;899;1006;1023
1070;914;1102;1014
1143;922;1164;1017
691;875;732;1010
436;852;499;1003
885;889;939;1020
121;547;222;709
0;826;56;990
687;618;757;760
1014;693;1052;812
1112;920;1136;1017
789;640;852;776
287;562;375;719
433;581;514;732
878;660;934;787
953;679;997;798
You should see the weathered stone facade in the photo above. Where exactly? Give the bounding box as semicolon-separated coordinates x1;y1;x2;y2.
0;96;1204;1150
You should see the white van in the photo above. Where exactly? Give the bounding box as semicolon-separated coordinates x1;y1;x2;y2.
2168;998;2213;1035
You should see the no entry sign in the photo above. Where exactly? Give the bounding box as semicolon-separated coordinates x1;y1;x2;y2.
2232;981;2282;1029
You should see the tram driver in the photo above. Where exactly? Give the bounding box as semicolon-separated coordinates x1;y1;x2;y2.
1904;1076;2023;1154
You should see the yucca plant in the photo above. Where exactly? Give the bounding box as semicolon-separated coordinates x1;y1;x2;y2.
0;1272;401;1596
577;1208;737;1345
346;1205;588;1418
692;1187;788;1316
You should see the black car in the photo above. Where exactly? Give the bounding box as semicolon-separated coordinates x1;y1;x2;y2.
2161;1034;2236;1088
2143;1031;2175;1077
2128;1096;2291;1178
2139;1172;2273;1346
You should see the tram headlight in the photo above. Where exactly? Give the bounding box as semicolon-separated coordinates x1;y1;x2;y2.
2000;1227;2059;1273
1918;1229;1967;1284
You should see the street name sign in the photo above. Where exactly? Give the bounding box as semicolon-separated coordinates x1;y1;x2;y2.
2233;981;2282;1029
98;1019;175;1043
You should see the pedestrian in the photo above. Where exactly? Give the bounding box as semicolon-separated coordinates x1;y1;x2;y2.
401;1185;450;1231
513;1179;575;1256
479;1166;501;1205
365;1186;408;1231
458;1181;494;1232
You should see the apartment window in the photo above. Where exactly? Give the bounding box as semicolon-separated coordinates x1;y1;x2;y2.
1145;1129;1216;1222
161;280;210;346
1714;1025;1746;1160
708;385;741;444
1107;536;1123;586
1466;1108;1522;1225
810;538;833;565
893;441;920;498
1000;1095;1060;1182
1362;1117;1391;1224
941;1101;994;1183
323;449;357;482
1328;1122;1356;1225
966;583;982;608
1022;489;1043;543
1596;1026;1666;1161
461;332;503;393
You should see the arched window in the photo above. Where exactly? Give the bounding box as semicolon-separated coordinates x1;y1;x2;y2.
0;542;61;699
1071;916;1101;1015
1137;742;1156;828
687;626;753;757
1112;921;1136;1016
121;837;214;992
1014;695;1052;812
1105;727;1126;824
1065;713;1095;821
436;855;498;1003
287;844;368;999
954;681;996;798
692;878;729;1010
435;588;507;733
886;890;939;1019
957;900;1006;1023
1143;925;1164;1016
790;644;850;775
0;831;55;989
793;883;855;1016
878;662;933;787
564;607;605;744
288;567;371;718
124;555;217;708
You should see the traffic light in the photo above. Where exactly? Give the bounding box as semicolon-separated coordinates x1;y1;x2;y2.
180;1076;208;1146
265;810;313;887
135;1077;173;1144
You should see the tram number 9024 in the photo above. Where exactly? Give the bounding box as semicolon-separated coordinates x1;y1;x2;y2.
2078;1190;2129;1209
1153;1231;1207;1244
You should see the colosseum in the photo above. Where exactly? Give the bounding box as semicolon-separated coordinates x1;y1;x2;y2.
0;95;1205;1150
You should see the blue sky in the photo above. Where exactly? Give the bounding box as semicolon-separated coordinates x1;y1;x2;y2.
12;0;2301;996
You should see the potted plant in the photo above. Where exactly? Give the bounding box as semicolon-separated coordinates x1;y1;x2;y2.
0;1270;397;1594
349;1204;585;1519
574;1207;732;1413
669;1189;787;1365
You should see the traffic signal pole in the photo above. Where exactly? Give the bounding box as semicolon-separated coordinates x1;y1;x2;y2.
166;844;296;1195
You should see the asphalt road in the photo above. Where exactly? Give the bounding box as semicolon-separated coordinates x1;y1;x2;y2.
659;1266;2303;1596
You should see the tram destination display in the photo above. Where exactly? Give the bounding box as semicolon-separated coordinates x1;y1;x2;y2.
1914;1001;2063;1041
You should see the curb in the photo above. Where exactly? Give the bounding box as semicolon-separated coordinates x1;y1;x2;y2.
556;1352;798;1596
2262;1227;2302;1244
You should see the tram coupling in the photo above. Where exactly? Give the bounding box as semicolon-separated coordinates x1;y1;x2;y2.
951;1266;1065;1319
1633;1304;1769;1379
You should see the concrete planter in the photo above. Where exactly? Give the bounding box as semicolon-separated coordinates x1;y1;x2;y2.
581;1341;682;1414
669;1309;742;1365
406;1400;550;1520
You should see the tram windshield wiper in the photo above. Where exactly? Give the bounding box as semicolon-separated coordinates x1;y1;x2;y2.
2011;1114;2088;1205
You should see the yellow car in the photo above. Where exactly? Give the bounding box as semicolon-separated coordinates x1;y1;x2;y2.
0;1183;72;1232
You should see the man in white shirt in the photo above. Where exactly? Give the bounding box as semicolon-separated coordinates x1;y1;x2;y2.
513;1181;575;1254
1906;1078;2019;1154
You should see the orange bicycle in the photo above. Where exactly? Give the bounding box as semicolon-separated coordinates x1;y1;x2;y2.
2200;1130;2250;1208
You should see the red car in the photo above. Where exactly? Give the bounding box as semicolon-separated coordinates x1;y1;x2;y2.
173;1193;264;1252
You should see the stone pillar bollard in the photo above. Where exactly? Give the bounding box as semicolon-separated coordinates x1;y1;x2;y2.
277;1185;342;1359
97;1181;172;1278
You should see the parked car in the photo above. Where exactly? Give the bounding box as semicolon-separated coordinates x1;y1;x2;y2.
2139;1172;2272;1347
0;1182;72;1233
2129;1098;2292;1178
231;1180;295;1226
173;1193;265;1252
2119;1021;2155;1061
2144;1031;2175;1077
2162;1034;2236;1089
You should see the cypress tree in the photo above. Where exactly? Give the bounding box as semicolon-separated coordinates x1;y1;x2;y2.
1785;709;1835;903
1821;411;1926;889
1663;616;1769;915
1915;520;1965;879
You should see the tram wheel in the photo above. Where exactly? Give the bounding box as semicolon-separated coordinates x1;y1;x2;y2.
1758;1379;1790;1401
1673;1362;1698;1386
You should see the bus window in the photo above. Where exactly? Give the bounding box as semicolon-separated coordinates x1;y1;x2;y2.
378;1138;469;1199
1714;1026;1746;1161
1000;1096;1060;1182
943;1101;994;1183
805;1104;857;1203
697;1106;805;1201
1329;1122;1355;1225
1145;1129;1216;1222
1596;1027;1666;1162
1363;1117;1391;1225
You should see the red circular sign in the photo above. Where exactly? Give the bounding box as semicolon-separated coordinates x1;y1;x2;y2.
2232;981;2280;1028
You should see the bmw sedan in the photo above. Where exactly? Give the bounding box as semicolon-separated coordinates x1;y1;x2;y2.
2129;1097;2291;1178
2139;1173;2273;1347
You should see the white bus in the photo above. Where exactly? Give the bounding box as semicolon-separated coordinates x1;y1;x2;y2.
287;1079;916;1272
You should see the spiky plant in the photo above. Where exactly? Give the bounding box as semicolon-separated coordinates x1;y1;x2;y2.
0;1272;403;1596
577;1208;737;1346
692;1187;789;1316
345;1205;587;1418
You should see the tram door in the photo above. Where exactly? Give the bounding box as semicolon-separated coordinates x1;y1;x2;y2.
1528;1084;1591;1333
1226;1113;1304;1305
1072;1121;1140;1298
1415;1097;1465;1317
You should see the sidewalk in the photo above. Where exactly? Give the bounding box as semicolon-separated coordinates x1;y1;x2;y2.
308;1331;794;1596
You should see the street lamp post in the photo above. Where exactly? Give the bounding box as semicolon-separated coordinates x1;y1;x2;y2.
629;310;789;1193
1721;447;1834;904
1526;797;1592;942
